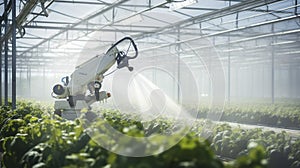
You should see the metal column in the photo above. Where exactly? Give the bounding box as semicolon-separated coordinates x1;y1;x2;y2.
4;0;9;106
271;47;275;104
18;70;21;96
235;65;239;99
271;24;275;104
12;0;17;109
289;65;293;99
228;35;231;104
0;28;2;105
27;66;31;98
43;67;45;99
295;0;298;15
177;27;181;103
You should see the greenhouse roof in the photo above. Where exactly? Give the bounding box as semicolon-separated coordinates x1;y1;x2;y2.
1;0;300;73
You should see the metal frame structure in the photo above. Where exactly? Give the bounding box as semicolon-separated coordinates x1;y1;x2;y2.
1;0;300;106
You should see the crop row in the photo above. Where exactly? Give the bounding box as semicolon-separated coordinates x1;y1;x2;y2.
0;101;299;168
193;103;300;129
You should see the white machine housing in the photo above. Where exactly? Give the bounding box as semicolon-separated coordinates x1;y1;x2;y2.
52;37;138;120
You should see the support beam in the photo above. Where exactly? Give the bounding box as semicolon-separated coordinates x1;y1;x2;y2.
295;0;298;15
0;0;39;44
4;0;8;106
0;0;11;24
138;15;300;53
289;65;293;98
271;49;275;104
20;0;131;56
0;28;2;105
24;20;161;29
54;0;218;11
22;25;151;33
12;0;16;109
137;0;284;38
228;36;231;104
271;24;275;104
42;67;45;99
177;27;181;103
24;0;55;27
18;69;21;97
27;67;31;98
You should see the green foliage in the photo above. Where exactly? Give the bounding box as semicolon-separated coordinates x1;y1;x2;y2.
195;103;300;128
0;101;299;168
210;123;300;168
225;143;268;168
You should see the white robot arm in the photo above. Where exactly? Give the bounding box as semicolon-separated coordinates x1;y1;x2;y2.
52;37;138;119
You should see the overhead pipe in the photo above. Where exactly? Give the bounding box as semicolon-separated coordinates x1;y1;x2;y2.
19;0;131;56
0;0;39;44
0;0;12;24
138;14;300;53
188;3;300;34
137;0;284;38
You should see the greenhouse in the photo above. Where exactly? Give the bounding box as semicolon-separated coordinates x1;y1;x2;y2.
0;0;300;167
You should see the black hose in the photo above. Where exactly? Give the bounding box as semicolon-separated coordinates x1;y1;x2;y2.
105;37;138;59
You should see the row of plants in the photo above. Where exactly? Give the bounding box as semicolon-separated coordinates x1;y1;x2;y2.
0;101;299;167
102;109;300;166
208;123;300;168
192;103;300;129
99;109;300;168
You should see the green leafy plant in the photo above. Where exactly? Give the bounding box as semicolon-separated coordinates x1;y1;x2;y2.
1;101;299;168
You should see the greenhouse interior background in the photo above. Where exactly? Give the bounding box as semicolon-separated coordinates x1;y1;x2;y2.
1;0;300;103
1;0;300;168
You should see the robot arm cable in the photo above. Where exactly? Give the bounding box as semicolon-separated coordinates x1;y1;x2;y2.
103;68;118;77
106;37;138;59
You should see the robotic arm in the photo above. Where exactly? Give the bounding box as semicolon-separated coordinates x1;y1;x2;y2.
52;37;138;119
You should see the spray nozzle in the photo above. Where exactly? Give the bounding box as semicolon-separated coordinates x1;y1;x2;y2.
128;66;134;71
